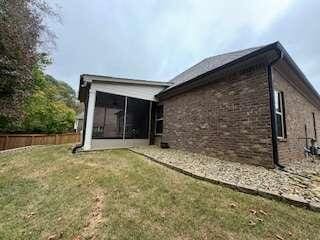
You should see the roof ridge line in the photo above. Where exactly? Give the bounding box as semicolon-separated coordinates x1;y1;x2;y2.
169;44;268;83
202;45;265;61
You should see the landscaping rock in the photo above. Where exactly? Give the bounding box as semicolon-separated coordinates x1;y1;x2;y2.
132;146;320;207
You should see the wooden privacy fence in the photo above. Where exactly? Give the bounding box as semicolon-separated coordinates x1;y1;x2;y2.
0;133;81;151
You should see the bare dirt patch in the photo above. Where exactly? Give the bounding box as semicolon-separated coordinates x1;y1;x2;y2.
74;188;105;240
71;161;103;169
28;165;61;179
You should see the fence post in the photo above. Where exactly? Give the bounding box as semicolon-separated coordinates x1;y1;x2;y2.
55;134;59;145
31;136;34;145
4;135;9;150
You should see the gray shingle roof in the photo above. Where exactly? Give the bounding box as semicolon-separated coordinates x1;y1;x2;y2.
168;45;265;89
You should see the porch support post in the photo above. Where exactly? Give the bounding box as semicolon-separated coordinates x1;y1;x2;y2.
83;89;96;150
123;96;128;144
148;101;152;143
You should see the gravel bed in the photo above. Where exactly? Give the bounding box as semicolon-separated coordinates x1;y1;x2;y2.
133;146;320;203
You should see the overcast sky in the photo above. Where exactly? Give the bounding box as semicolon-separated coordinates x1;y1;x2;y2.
46;0;320;92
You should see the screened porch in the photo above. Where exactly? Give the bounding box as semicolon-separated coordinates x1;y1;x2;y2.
91;91;152;149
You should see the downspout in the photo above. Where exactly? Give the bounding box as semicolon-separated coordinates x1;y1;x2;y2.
267;49;285;169
72;84;90;154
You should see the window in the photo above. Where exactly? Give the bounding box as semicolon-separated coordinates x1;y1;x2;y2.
274;90;286;138
155;105;163;135
312;112;317;140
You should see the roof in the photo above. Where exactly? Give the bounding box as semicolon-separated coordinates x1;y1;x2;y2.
157;42;320;108
169;45;265;88
78;42;320;108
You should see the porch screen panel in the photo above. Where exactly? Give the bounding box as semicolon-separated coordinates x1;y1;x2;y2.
125;97;150;139
92;92;125;138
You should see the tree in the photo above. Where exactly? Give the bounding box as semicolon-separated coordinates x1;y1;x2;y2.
23;91;76;133
0;54;78;133
22;62;76;133
0;0;58;122
45;75;81;113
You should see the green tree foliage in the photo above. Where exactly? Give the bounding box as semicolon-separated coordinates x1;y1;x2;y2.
45;75;81;113
22;62;77;133
0;56;78;133
23;91;76;133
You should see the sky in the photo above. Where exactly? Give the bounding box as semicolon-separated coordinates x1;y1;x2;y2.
46;0;320;93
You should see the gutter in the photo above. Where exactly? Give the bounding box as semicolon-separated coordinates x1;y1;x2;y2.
267;46;285;169
72;82;90;154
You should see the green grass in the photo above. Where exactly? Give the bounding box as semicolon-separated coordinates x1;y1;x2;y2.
0;145;319;240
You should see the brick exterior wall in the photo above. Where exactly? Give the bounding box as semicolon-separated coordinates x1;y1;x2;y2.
161;64;275;168
272;67;320;164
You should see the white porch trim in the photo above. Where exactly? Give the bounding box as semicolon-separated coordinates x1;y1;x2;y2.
81;77;167;151
91;81;164;102
83;89;96;150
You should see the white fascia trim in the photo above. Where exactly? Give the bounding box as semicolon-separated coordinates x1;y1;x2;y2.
82;74;172;87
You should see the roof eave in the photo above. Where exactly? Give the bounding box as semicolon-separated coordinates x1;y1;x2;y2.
275;42;320;103
81;74;172;87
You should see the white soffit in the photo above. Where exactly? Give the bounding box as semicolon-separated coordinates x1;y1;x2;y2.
91;81;166;101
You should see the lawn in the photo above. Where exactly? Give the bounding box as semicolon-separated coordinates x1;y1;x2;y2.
0;145;319;240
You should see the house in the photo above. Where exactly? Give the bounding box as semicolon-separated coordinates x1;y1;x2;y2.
76;42;320;168
74;112;84;133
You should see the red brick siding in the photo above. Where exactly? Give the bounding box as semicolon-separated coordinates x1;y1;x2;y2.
161;64;274;168
272;67;320;164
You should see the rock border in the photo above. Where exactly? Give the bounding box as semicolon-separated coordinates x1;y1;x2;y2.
129;149;320;213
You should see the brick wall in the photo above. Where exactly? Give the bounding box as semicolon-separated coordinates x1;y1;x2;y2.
161;64;274;168
272;66;320;164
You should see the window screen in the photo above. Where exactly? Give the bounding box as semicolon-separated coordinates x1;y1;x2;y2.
92;92;125;139
125;97;150;139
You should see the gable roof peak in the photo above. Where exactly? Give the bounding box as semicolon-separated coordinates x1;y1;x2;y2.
169;43;277;86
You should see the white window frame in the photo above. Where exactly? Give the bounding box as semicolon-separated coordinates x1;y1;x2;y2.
274;90;286;139
155;105;163;136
